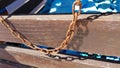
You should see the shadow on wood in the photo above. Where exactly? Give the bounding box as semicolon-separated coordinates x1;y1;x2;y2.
0;13;120;68
0;44;37;68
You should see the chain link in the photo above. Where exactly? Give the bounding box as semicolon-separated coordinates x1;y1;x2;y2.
47;54;86;61
0;0;82;54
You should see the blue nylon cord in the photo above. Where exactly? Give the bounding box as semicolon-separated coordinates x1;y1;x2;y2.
0;8;6;14
19;44;120;63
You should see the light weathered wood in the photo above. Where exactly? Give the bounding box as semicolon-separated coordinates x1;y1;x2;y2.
0;14;120;55
0;44;120;68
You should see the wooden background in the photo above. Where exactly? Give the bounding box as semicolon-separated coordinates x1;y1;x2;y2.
0;14;120;68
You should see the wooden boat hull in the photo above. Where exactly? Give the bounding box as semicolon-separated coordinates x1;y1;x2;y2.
0;14;120;67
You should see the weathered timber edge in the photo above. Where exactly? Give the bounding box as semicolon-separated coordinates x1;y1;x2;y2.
0;44;120;68
2;14;120;21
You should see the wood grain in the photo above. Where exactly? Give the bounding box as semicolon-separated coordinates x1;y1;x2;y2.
0;44;120;68
0;14;120;57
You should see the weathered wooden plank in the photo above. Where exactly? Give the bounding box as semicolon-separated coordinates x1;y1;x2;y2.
0;44;120;68
1;14;120;44
0;59;35;68
0;14;120;56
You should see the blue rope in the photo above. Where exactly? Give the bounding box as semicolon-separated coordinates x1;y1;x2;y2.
0;8;6;14
18;43;120;63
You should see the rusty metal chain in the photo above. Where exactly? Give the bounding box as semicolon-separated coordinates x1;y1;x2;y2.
0;0;82;54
